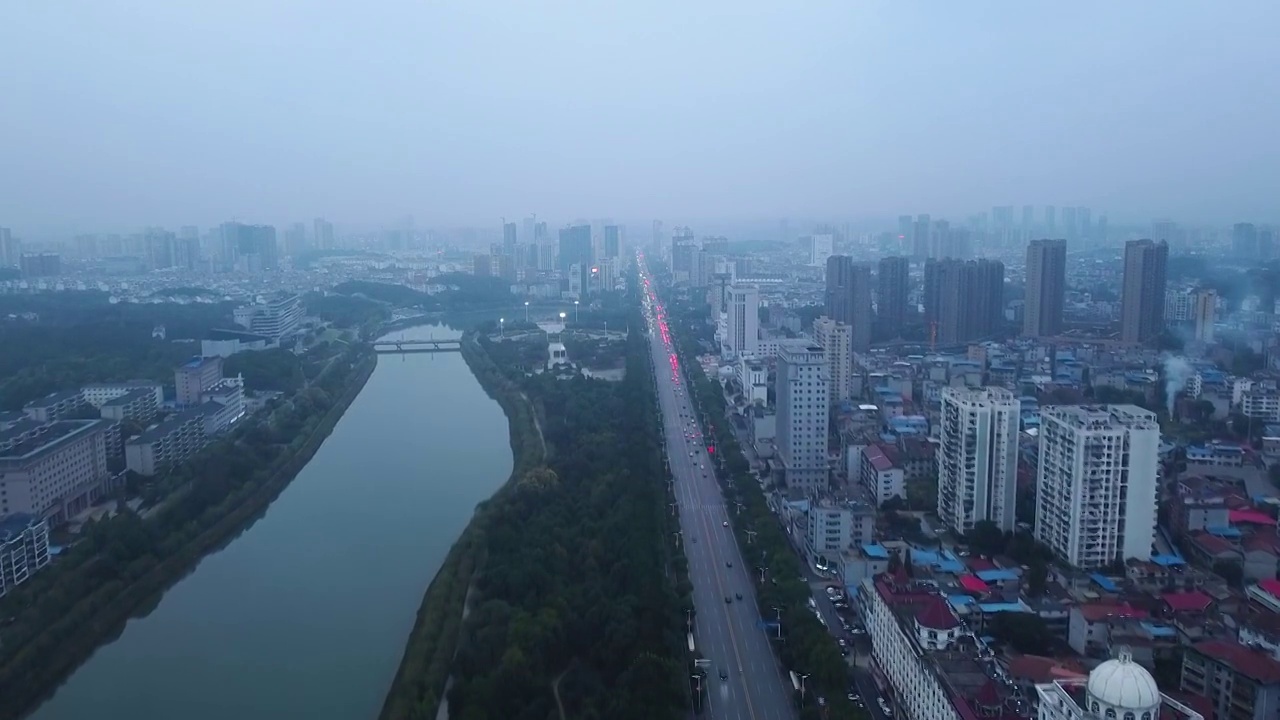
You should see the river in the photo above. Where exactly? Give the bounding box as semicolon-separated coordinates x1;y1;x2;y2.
29;324;513;720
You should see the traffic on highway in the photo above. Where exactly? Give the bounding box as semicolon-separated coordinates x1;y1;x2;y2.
639;259;797;720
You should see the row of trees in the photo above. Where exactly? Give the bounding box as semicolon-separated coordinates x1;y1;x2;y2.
437;311;689;720
0;344;376;720
663;292;861;720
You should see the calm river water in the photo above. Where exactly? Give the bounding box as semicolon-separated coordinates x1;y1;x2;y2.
30;324;512;720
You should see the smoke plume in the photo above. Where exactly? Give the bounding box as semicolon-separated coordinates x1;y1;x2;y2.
1163;355;1194;417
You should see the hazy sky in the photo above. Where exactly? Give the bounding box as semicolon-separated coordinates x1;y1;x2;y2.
2;1;1278;235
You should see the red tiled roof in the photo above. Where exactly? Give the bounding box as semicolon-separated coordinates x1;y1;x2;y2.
916;597;961;630
1077;602;1146;622
1005;654;1087;683
1188;530;1237;556
959;575;990;593
1163;590;1213;613
1231;509;1277;526
1258;578;1280;599
864;444;894;472
1194;640;1280;684
1244;533;1280;555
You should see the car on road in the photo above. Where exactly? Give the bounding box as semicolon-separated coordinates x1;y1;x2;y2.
735;592;742;600
726;561;733;567
722;521;729;527
719;668;728;681
724;596;732;604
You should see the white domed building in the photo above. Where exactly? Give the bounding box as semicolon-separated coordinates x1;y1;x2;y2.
1035;648;1203;720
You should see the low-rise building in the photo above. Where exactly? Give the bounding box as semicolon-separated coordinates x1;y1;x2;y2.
1181;639;1280;720
1036;648;1202;720
199;378;245;433
0;419;112;521
201;328;274;358
82;381;164;409
22;389;89;422
233;293;303;341
124;409;208;476
99;387;160;425
861;570;1032;720
805;499;851;565
175;356;224;407
0;513;50;598
860;443;905;506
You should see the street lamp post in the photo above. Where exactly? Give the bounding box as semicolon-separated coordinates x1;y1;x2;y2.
524;300;530;322
499;317;505;338
799;673;811;706
573;299;579;323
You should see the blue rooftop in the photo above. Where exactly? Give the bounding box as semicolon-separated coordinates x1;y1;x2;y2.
1140;622;1177;638
1090;573;1120;593
183;356;218;369
949;595;976;606
978;602;1027;613
1151;554;1186;567
976;569;1019;582
1207;526;1242;538
862;544;889;559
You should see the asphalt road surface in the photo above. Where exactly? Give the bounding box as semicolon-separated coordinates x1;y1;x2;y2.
640;266;796;720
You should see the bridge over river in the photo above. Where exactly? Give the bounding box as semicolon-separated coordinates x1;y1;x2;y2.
371;339;462;354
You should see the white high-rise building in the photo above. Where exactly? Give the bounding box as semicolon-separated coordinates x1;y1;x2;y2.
1035;405;1160;569
776;340;829;496
812;316;853;405
724;284;760;360
937;387;1021;535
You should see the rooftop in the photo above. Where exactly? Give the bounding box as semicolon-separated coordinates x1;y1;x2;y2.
1193;639;1280;684
22;389;85;409
102;388;156;407
0;420;107;464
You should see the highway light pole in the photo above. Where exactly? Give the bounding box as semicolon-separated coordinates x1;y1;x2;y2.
798;673;810;706
746;529;757;545
771;606;783;639
573;299;579;323
523;300;529;322
669;502;678;516
499;317;504;338
672;531;681;548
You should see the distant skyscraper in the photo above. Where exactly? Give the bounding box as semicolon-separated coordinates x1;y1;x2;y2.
937;387;1020;535
670;228;696;280
651;220;664;252
284;223;308;257
1077;207;1091;241
775;339;829;496
1021;205;1035;230
313;218;335;251
502;222;518;257
473;254;492;277
1024;239;1067;338
812;316;853;404
1233;222;1259;259
603;225;621;259
1120;239;1169;344
1062;207;1078;242
725;284;760;360
1035;405;1159;569
1193;289;1217;343
809;234;834;266
1044;206;1056;233
896;215;912;250
877;256;910;337
924;258;1005;344
0;227;18;267
911;214;931;259
558;225;593;292
522;215;536;249
824;256;873;351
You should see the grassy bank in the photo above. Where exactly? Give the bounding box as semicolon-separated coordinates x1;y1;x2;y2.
0;351;376;720
378;330;545;720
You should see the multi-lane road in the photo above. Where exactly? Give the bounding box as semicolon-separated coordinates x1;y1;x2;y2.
639;262;796;720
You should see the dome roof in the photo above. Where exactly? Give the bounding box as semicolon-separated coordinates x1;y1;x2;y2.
1086;648;1160;711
